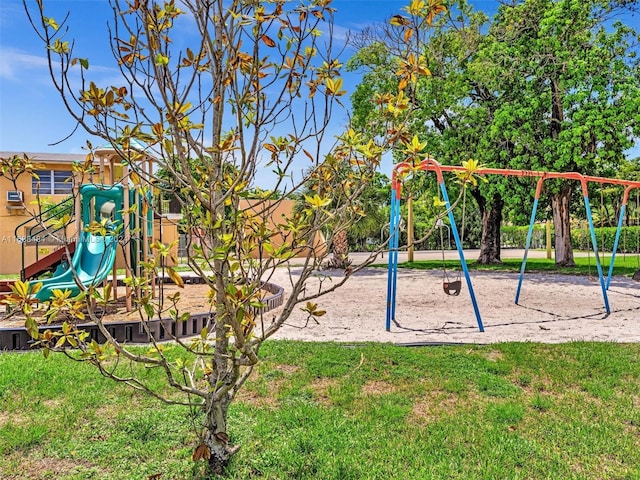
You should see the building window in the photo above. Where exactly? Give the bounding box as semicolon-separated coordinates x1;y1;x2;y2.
32;170;73;195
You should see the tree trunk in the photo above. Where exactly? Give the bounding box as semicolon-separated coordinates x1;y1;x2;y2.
328;228;350;269
471;189;504;265
204;404;239;476
204;419;232;475
551;184;575;266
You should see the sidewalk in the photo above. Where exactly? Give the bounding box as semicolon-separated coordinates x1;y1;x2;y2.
349;248;554;265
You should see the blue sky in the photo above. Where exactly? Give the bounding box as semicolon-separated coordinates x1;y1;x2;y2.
0;0;637;163
0;0;500;156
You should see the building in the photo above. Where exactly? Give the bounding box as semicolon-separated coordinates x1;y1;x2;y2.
0;150;181;277
0;151;98;276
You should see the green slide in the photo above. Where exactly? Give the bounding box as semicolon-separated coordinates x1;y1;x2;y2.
33;232;118;301
32;184;124;302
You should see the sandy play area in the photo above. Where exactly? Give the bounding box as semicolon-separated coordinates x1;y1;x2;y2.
3;250;639;345
265;262;640;345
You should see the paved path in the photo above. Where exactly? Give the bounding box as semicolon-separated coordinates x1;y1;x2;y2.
349;248;560;265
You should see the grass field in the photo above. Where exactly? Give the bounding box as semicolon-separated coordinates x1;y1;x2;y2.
2;341;640;479
2;249;638;281
399;253;640;278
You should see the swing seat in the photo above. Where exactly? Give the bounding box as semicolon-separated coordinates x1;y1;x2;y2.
443;280;462;296
633;269;640;282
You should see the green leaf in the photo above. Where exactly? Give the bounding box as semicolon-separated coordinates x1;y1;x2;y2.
25;317;39;340
154;53;169;66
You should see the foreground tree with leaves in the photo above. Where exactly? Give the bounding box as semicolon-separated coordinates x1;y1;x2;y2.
10;0;384;475
2;0;451;476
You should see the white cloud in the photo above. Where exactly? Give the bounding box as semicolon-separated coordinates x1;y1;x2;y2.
0;47;49;81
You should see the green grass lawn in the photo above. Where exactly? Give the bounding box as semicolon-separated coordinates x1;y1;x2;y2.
2;341;640;479
398;253;640;278
2;250;636;281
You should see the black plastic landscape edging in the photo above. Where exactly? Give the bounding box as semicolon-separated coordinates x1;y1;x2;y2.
0;281;284;351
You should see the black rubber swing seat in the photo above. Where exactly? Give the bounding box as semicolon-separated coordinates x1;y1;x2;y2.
443;280;462;296
633;269;640;282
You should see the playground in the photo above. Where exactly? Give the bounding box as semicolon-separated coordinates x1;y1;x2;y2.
1;158;639;348
4;248;640;345
265;252;640;344
3;258;639;345
2;156;640;347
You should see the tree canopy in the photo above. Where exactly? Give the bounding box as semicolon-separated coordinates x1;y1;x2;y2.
349;0;640;264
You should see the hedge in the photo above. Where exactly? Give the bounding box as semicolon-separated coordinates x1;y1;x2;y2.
501;225;640;253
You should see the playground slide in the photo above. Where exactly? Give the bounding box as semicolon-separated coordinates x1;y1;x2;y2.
32;232;118;302
22;242;76;281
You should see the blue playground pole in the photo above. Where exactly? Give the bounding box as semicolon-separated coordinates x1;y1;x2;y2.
385;193;394;331
386;190;400;331
439;182;484;332
390;192;401;325
584;195;611;314
606;203;626;290
515;197;540;304
516;177;545;305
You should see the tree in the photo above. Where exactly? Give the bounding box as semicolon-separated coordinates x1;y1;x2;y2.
476;0;640;265
8;0;391;475
349;0;640;266
348;1;508;264
5;0;449;476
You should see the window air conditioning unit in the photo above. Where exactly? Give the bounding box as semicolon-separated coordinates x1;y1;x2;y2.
7;190;23;202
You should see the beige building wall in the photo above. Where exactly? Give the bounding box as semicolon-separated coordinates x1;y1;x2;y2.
1;152;90;275
240;198;327;259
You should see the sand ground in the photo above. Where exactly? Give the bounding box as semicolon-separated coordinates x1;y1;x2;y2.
3;250;639;345
265;250;640;344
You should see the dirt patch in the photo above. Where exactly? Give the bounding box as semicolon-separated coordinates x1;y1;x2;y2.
308;377;340;405
410;391;459;423
361;380;397;396
235;387;280;409
274;364;299;374
1;453;100;480
484;350;505;362
235;364;296;408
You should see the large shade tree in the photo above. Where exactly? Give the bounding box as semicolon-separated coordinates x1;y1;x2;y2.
479;0;640;265
3;0;451;476
348;2;510;264
349;0;640;265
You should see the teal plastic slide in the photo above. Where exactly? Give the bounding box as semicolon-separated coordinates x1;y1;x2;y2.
32;184;123;302
34;233;118;301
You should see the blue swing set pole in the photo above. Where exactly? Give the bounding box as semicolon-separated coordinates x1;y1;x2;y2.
386;182;401;331
607;204;626;291
390;200;400;325
582;180;611;314
439;180;484;332
516;177;545;304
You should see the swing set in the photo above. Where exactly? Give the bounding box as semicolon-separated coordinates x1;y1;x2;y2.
386;159;640;333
